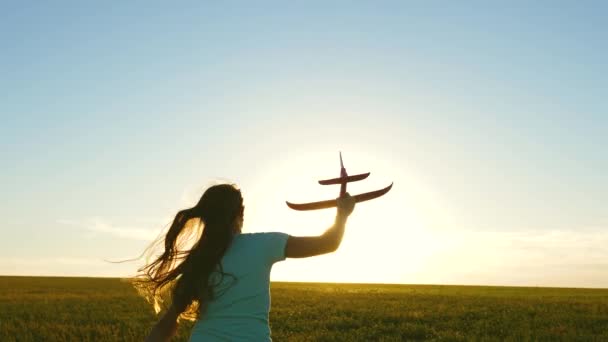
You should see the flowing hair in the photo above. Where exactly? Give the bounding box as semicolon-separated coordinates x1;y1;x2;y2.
131;183;244;321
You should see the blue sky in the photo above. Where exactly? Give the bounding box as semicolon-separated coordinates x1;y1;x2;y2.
1;2;607;287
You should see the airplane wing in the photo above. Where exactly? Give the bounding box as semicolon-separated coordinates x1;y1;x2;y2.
286;183;393;211
318;172;370;185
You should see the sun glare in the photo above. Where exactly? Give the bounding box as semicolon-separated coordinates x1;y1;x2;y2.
244;147;453;284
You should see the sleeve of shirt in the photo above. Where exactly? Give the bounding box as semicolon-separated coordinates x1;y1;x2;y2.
258;232;290;265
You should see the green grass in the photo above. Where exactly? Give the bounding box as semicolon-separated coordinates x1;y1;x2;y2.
1;276;607;341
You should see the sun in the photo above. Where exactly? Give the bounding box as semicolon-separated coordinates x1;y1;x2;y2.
244;147;452;284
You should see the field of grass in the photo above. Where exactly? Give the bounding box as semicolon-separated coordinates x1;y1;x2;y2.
1;276;607;341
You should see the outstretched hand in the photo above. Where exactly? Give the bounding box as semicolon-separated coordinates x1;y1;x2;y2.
337;192;356;218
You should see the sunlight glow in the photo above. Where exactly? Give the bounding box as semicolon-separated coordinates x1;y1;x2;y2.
244;147;454;284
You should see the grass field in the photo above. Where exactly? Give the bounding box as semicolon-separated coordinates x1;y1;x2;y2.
1;276;607;341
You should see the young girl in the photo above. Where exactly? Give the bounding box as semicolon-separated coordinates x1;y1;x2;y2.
135;183;356;341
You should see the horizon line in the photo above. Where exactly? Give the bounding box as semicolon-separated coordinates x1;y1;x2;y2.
2;274;606;291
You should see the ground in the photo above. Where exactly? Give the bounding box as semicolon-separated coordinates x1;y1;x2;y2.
1;276;607;341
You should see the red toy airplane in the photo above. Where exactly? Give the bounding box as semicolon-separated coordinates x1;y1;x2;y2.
286;152;393;210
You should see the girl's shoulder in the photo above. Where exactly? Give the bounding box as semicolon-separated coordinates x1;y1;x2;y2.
238;231;289;239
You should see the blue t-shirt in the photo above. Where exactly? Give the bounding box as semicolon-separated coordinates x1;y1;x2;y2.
189;232;290;341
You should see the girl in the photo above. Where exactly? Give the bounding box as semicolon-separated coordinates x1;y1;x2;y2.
134;183;356;341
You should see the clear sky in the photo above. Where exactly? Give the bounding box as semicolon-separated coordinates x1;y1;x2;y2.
1;1;607;288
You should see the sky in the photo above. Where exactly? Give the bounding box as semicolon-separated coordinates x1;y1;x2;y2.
1;1;607;288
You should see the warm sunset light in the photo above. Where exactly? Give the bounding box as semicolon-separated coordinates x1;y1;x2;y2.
244;149;449;284
2;2;607;340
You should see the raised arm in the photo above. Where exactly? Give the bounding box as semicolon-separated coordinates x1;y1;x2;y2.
285;193;356;258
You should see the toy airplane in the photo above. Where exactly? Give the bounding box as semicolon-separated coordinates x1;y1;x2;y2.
286;152;393;211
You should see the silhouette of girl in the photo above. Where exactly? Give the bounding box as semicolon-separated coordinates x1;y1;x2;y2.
134;183;356;341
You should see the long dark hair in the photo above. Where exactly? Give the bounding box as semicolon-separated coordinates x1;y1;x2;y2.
132;183;244;321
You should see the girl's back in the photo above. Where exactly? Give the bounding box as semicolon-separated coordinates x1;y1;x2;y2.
189;232;289;341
